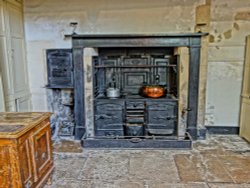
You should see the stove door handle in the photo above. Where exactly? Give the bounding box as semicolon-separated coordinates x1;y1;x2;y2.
95;114;118;120
130;138;142;143
153;116;176;120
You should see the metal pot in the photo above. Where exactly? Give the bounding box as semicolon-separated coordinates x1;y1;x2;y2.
139;74;167;98
139;85;166;98
106;87;120;98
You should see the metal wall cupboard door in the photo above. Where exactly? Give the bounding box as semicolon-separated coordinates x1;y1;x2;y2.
240;35;250;142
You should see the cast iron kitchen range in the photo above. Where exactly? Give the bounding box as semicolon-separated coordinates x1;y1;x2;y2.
93;48;178;136
54;33;207;148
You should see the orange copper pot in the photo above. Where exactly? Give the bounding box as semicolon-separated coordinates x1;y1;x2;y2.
140;85;166;98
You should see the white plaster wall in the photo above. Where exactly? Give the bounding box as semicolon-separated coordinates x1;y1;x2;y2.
206;61;243;126
23;0;204;111
205;0;250;127
23;0;249;128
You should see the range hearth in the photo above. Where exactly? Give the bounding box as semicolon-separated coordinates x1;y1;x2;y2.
93;48;178;138
47;33;207;149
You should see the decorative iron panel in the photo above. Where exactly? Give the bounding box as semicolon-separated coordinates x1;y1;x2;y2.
146;101;177;135
46;49;73;88
94;100;124;132
95;129;124;137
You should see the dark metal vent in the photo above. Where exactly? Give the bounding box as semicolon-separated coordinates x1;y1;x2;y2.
46;49;73;88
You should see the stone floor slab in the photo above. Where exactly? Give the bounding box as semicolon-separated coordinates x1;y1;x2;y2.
174;153;234;183
129;155;179;182
148;182;209;188
78;154;129;180
114;181;144;188
45;135;250;188
208;183;250;188
52;154;87;179
53;140;83;153
218;154;250;183
44;180;90;188
174;154;205;182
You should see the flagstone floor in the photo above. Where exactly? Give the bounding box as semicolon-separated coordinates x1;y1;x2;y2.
45;135;250;188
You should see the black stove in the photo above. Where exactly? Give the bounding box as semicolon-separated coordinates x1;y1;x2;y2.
71;33;207;148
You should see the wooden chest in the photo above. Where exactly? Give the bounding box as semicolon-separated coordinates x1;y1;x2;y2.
0;112;54;188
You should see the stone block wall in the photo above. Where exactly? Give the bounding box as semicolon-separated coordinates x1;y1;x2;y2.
23;0;250;135
206;0;250;127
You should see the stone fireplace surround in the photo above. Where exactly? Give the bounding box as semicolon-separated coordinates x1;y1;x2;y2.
72;33;207;148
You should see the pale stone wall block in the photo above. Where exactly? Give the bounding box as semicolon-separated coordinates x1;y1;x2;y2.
205;61;243;126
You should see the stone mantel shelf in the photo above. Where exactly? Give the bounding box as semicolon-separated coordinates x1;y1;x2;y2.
67;32;208;39
71;33;208;48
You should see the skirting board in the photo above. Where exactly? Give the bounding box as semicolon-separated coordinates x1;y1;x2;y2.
205;126;239;135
